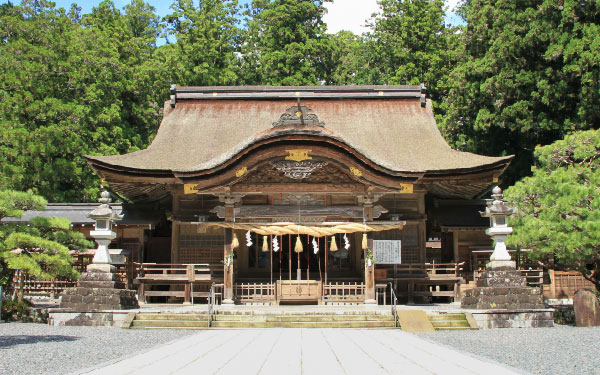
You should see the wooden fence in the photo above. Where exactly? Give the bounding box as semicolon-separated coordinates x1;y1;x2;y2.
11;271;76;297
234;282;276;304
135;263;223;304
546;270;596;298
323;282;365;304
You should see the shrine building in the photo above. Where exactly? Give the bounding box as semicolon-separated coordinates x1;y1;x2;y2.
85;85;512;305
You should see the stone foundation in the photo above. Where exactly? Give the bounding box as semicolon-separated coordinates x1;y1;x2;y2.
462;270;545;310
59;264;138;313
470;309;554;329
48;310;131;326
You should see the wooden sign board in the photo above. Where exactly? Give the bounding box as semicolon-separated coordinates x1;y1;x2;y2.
373;240;402;264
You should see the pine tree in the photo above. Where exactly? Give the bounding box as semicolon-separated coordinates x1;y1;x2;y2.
0;190;93;301
505;129;600;291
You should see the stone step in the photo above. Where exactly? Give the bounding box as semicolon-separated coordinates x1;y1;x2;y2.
434;326;473;331
132;319;208;328
429;320;471;328
427;313;472;331
427;314;466;321
210;321;396;328
135;314;208;321
212;314;394;322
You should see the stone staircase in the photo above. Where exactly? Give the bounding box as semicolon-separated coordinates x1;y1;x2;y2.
426;313;478;331
129;313;209;329
126;311;396;329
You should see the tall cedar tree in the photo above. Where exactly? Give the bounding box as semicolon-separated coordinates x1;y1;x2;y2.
364;0;456;105
441;0;600;186
163;0;242;86
0;0;166;202
241;0;333;85
505;129;600;291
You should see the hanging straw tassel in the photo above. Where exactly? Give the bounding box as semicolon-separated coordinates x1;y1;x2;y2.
330;235;339;252
294;236;303;253
231;232;239;249
362;233;368;249
262;235;269;252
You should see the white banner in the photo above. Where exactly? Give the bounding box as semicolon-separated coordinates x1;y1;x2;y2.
373;240;402;264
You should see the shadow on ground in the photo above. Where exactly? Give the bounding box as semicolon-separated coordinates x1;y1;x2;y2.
0;335;79;348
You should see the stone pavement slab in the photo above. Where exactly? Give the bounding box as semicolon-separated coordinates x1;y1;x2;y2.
75;329;526;375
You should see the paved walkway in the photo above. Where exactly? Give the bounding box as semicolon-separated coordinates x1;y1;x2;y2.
76;329;525;375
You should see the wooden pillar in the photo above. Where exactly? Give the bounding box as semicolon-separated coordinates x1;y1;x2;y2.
170;222;180;263
223;227;234;304
364;237;376;304
452;230;460;263
170;193;181;264
223;198;235;304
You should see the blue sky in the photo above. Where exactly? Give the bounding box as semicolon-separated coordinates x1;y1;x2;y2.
1;0;462;35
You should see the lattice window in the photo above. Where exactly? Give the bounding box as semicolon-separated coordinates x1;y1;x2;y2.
179;235;224;264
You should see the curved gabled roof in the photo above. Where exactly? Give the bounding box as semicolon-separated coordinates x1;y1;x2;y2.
86;85;511;176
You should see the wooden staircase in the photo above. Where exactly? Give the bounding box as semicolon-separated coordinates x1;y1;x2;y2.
125;311;396;329
426;313;478;331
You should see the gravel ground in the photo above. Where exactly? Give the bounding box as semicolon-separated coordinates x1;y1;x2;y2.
0;323;197;375
1;323;599;375
416;325;600;375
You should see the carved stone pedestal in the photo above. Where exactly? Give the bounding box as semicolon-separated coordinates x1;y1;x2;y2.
59;264;138;311
462;269;545;310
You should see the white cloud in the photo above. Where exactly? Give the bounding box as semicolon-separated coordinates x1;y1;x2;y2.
323;0;379;35
323;0;462;35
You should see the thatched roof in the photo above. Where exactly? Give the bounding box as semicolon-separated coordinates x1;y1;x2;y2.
86;85;511;175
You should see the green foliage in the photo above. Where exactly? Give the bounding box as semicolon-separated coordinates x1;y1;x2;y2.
361;0;457;105
241;0;333;85
0;190;46;221
0;0;167;202
1;298;30;321
0;190;92;300
505;129;600;291
164;0;241;86
441;0;600;185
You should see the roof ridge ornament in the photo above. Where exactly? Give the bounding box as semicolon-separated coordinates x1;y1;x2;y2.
272;98;325;127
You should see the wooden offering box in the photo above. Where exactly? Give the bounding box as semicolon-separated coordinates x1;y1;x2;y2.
276;280;322;304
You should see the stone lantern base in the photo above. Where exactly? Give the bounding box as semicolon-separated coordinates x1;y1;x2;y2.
59;264;138;311
461;268;545;310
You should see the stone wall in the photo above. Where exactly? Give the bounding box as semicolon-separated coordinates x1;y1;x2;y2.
48;310;130;327
471;310;554;329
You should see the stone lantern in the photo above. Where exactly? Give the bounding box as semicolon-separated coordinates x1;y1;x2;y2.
58;188;138;317
461;186;548;319
87;189;123;265
480;186;515;270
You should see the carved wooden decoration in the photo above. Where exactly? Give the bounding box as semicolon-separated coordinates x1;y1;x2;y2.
239;162;354;184
272;103;325;127
271;160;328;179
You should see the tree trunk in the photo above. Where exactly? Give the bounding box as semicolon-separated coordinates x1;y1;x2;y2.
18;273;24;303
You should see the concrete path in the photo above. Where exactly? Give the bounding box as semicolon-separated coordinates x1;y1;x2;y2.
76;329;525;375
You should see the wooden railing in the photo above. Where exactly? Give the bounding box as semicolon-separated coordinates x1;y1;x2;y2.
323;282;365;304
234;282;276;304
11;271;76;297
426;262;464;277
135;263;223;304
